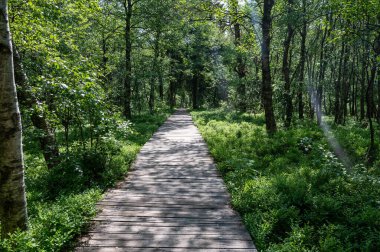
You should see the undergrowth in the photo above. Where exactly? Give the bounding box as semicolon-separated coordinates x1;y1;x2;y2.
191;108;380;252
0;111;170;251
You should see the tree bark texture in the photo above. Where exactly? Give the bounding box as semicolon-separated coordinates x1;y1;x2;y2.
0;0;28;237
167;50;179;109
334;40;345;124
261;0;277;134
192;73;199;110
366;61;376;164
231;0;246;112
282;0;294;127
298;0;307;119
149;30;161;114
13;45;60;169
123;0;132;119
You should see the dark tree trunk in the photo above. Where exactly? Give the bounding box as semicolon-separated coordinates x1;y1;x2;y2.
158;42;164;102
307;51;317;120
334;40;345;124
316;21;330;125
351;54;358;117
366;62;377;164
13;45;60;169
149;30;162;114
231;1;246;112
167;51;180;109
123;0;132;119
158;62;164;101
192;73;199;109
341;47;350;124
377;67;380;123
261;0;277;134
298;5;307;119
282;0;294;127
101;34;108;79
360;50;367;121
375;34;380;123
168;79;176;109
149;77;155;114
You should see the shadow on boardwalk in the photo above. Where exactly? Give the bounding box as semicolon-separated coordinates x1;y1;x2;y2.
75;109;257;252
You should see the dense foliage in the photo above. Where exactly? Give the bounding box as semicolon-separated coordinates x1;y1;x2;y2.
192;109;380;251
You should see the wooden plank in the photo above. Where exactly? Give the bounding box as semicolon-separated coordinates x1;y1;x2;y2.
86;238;255;249
88;233;252;241
127;172;220;178
98;197;228;208
107;190;229;197
122;181;225;186
97;201;228;208
126;175;222;180
103;192;228;198
97;206;236;213
116;187;226;194
91;221;247;228
102;193;230;200
76;248;256;252
96;209;238;219
88;225;250;235
92;216;242;224
120;181;225;187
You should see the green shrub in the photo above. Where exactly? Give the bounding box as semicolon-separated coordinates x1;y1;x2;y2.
0;190;101;252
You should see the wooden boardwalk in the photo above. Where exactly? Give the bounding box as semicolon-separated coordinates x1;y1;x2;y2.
75;109;256;251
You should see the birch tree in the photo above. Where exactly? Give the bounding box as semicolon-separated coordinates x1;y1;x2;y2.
0;0;28;238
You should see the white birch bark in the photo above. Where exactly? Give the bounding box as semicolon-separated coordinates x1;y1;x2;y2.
0;0;28;238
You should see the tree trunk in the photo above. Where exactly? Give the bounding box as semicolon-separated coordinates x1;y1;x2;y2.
298;2;307;119
168;51;178;109
231;0;246;112
377;67;380;123
158;51;164;102
192;73;199;109
360;48;366;121
123;0;132;119
101;33;108;81
334;40;345;124
149;77;155;114
282;0;294;127
316;20;331;125
366;61;377;164
261;0;277;134
0;0;28;237
13;45;60;169
149;30;161;114
148;66;155;114
341;46;350;124
168;78;176;109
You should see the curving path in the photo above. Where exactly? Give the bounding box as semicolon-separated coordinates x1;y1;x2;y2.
75;109;256;251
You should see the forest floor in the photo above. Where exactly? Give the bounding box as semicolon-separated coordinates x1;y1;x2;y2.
191;108;380;251
75;109;256;251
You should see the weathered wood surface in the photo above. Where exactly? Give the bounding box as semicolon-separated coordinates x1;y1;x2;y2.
75;109;256;251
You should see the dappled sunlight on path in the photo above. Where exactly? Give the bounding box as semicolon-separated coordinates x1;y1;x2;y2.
75;109;256;251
